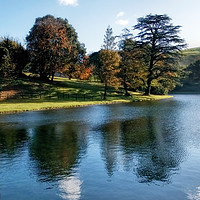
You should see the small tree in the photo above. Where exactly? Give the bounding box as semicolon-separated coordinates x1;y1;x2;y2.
134;14;186;95
119;38;146;95
103;25;116;50
89;51;102;81
118;28;133;50
0;37;29;78
99;49;121;100
0;47;12;78
71;56;94;80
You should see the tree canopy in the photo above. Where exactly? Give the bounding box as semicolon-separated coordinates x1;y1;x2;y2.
26;15;85;81
134;14;186;95
119;38;146;95
0;37;29;78
99;49;121;100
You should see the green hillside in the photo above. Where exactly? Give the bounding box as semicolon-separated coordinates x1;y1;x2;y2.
173;47;200;93
180;47;200;66
182;47;200;55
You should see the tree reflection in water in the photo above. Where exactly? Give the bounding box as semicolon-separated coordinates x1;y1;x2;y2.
0;127;28;157
29;122;88;182
99;115;184;183
100;121;121;176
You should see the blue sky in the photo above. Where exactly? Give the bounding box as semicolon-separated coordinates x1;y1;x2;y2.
0;0;200;53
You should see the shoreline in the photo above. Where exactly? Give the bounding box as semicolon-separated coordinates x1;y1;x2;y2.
0;100;131;114
0;95;173;115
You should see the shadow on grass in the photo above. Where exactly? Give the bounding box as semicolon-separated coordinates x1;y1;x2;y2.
1;74;134;107
1;92;131;103
1;75;128;101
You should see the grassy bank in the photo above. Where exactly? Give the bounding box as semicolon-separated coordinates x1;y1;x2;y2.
0;76;172;114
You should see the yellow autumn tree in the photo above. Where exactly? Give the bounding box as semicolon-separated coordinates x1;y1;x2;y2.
99;49;121;100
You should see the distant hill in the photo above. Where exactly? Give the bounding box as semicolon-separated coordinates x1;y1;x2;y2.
180;47;200;67
173;47;200;93
182;47;200;55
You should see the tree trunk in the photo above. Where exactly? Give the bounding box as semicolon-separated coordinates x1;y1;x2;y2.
144;81;151;96
144;54;154;96
51;72;55;82
123;70;130;96
103;84;108;100
124;81;130;96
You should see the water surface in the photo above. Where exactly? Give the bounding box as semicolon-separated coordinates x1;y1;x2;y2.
0;95;200;200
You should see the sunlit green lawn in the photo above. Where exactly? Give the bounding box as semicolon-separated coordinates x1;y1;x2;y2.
0;76;172;113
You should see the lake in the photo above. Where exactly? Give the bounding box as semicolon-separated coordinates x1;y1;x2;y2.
0;94;200;200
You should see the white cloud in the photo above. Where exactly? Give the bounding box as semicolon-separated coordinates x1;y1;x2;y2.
117;12;124;18
58;0;79;6
115;19;129;26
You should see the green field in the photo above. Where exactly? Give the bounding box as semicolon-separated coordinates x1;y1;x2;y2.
180;47;200;66
0;76;172;114
173;47;200;93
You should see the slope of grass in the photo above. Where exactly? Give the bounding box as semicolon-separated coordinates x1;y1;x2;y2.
0;75;172;114
179;47;200;66
173;47;200;93
182;47;200;55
